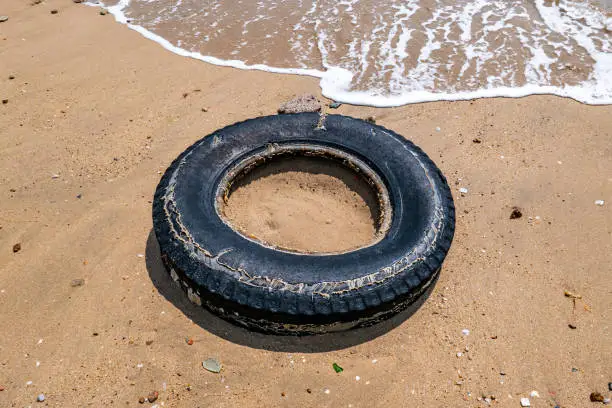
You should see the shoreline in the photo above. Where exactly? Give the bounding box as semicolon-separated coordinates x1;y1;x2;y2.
1;0;611;406
85;0;612;107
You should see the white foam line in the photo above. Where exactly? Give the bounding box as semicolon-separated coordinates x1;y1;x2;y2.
86;0;612;107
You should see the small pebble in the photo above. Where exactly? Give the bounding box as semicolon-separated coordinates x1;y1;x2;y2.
595;200;605;206
608;382;612;391
50;9;58;14
435;127;441;132
603;398;611;405
568;323;577;329
138;396;145;404
329;102;342;109
76;193;82;199
456;352;463;357
355;376;360;381
520;397;531;407
100;9;107;15
530;391;539;398
13;243;21;253
147;391;158;403
9;75;15;80
145;340;153;346
510;207;523;219
306;388;312;393
37;394;45;402
472;138;482;143
459;188;468;194
2;99;8;104
591;392;605;402
324;388;330;394
0;16;8;23
70;278;85;287
462;329;470;336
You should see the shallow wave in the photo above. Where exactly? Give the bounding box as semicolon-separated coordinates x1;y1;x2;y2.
92;0;612;106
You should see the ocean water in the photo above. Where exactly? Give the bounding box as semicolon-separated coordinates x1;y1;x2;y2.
96;0;612;106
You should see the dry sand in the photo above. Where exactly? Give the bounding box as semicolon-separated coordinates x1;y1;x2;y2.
0;0;611;406
222;156;379;254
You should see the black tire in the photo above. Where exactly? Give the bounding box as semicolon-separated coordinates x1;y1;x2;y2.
152;113;455;335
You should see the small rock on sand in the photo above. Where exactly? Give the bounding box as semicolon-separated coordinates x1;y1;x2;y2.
70;278;85;287
520;397;531;407
591;392;605;402
37;394;45;402
0;16;9;23
147;391;159;403
50;9;58;14
13;243;21;253
278;94;321;114
510;207;523;219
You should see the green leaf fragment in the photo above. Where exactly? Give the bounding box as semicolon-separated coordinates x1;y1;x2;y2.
332;363;343;373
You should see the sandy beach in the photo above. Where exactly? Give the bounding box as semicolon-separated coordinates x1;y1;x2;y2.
1;0;611;406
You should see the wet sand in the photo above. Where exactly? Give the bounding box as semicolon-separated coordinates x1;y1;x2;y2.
0;0;611;407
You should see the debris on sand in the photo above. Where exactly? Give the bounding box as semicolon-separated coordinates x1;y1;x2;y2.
2;99;8;104
70;278;85;287
510;207;523;219
568;324;577;329
472;138;482;143
99;9;108;15
0;16;8;23
329;102;342;109
332;363;343;373
594;200;604;206
202;358;222;373
365;116;376;124
520;397;531;407
591;392;605;402
278;94;321;114
185;337;194;345
564;290;582;299
37;394;45;402
13;243;21;253
138;396;145;404
50;9;58;14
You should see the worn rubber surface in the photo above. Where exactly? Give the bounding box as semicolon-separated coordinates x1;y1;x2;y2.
152;113;455;335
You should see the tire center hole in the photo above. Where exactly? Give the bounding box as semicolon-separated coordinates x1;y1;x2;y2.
219;150;390;254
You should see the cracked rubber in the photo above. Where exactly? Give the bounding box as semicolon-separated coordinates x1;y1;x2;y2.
152;113;455;335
